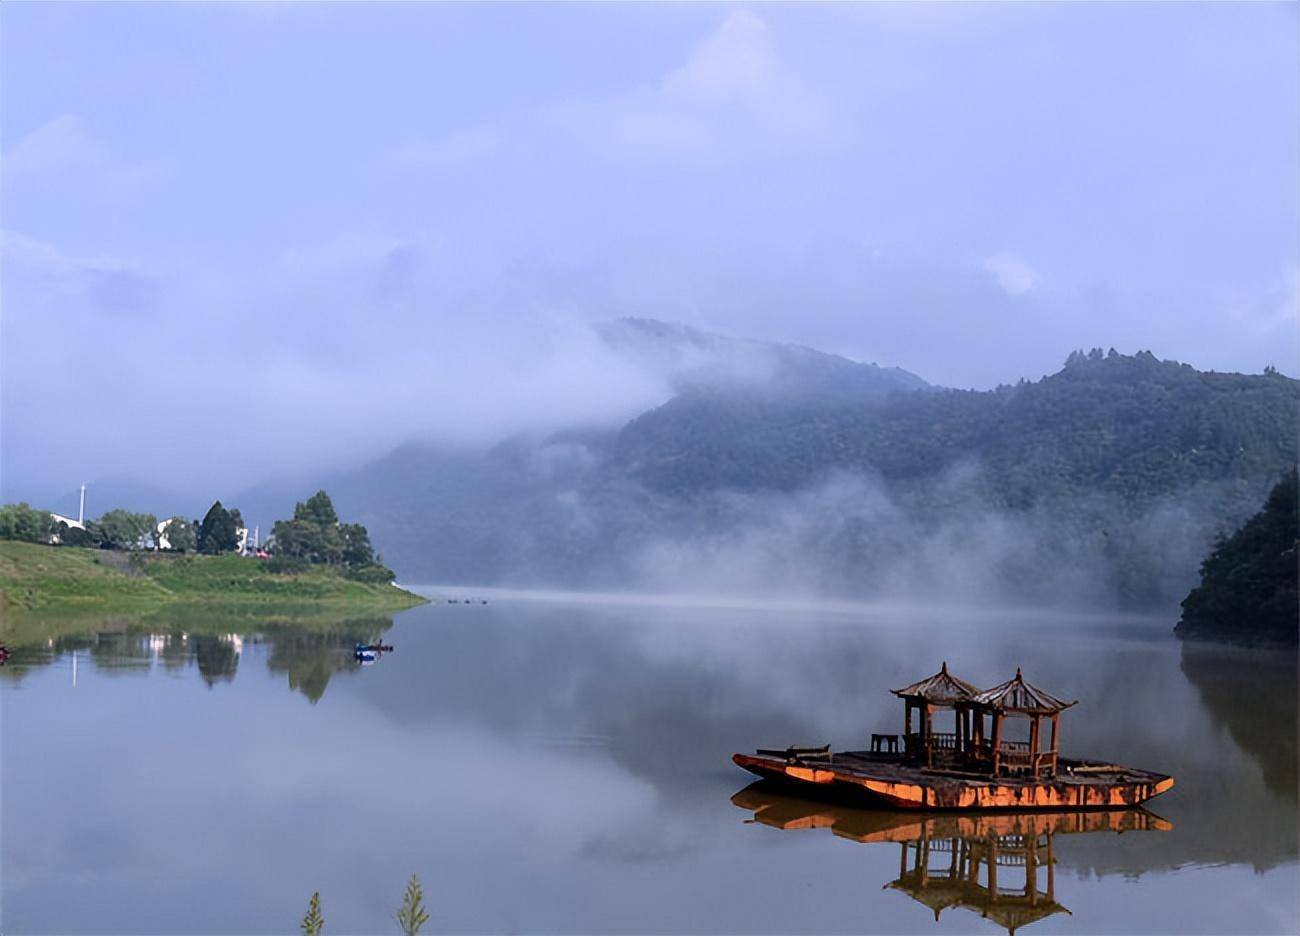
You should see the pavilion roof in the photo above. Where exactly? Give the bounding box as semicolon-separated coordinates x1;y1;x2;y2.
891;662;979;704
887;877;1070;934
972;668;1076;714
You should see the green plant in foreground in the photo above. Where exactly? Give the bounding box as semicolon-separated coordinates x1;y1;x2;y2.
301;890;324;936
394;874;429;936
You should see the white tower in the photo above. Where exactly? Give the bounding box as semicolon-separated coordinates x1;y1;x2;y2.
78;484;86;524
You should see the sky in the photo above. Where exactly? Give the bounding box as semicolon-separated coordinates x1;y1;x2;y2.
2;2;1297;503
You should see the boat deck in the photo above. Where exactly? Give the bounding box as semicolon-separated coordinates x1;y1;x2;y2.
734;748;1174;810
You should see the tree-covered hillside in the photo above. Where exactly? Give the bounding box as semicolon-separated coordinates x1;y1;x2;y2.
301;341;1297;611
1176;471;1298;645
616;349;1295;503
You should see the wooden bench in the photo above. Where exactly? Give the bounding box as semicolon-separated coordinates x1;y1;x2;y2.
871;733;899;754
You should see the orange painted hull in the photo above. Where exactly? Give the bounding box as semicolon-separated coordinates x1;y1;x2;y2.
732;751;1175;811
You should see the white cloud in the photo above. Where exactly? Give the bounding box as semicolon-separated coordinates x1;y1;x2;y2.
1225;265;1300;342
2;114;163;195
983;252;1038;296
548;11;851;163
385;125;504;171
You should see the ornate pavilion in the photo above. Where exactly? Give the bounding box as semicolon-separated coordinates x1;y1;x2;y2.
890;663;1076;778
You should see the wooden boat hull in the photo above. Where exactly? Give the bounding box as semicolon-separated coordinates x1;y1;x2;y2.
733;750;1174;811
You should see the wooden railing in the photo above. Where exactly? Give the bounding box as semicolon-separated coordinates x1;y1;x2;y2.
902;736;1059;777
930;732;958;751
996;744;1058;777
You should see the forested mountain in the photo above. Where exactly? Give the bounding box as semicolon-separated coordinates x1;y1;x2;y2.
1176;470;1298;645
302;330;1298;612
616;349;1292;499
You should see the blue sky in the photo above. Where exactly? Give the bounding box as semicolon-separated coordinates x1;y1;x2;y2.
2;2;1297;500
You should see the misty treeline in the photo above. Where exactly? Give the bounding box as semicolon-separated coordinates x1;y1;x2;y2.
320;343;1297;611
0;490;394;584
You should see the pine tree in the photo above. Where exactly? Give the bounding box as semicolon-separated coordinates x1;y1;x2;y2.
301;891;324;936
197;501;239;554
394;874;429;936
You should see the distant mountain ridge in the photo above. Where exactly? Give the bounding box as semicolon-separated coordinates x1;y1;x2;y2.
34;321;1293;612
299;330;1297;611
595;317;931;402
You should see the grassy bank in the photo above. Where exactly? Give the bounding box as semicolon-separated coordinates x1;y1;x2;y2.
0;541;427;616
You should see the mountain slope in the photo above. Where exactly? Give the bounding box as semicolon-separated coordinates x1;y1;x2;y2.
327;343;1297;610
616;350;1295;500
1176;470;1298;645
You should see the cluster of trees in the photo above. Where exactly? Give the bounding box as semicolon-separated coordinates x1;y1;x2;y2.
0;503;56;543
1176;470;1298;646
0;501;242;555
270;491;392;583
0;489;393;582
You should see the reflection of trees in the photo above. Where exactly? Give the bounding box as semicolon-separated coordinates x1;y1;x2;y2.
0;612;394;701
193;636;240;687
1180;644;1297;799
88;632;153;674
265;618;393;703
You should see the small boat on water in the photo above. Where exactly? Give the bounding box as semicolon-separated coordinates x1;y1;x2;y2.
733;663;1174;811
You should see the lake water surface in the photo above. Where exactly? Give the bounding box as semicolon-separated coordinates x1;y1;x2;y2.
2;591;1296;934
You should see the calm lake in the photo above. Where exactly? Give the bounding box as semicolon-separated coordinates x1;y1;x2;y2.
2;591;1296;934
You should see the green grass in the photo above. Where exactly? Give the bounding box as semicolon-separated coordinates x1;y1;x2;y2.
0;541;427;617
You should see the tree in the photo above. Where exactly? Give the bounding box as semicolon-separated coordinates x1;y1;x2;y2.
295;491;339;528
0;503;53;543
301;891;324;936
55;519;96;547
198;501;239;554
98;509;157;550
393;874;429;936
272;491;346;565
162;516;196;552
340;523;374;567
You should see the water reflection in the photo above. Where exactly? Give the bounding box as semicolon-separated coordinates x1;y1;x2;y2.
1180;643;1297;800
0;613;394;702
734;782;1172;934
1;599;1296;933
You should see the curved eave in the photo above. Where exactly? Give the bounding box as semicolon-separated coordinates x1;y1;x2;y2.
983;699;1078;715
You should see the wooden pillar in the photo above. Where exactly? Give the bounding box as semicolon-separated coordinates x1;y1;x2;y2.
899;842;907;878
904;700;912;740
1026;835;1037;904
992;712;1003;776
1046;835;1056;902
987;839;998;899
1030;715;1041;776
924;703;933;768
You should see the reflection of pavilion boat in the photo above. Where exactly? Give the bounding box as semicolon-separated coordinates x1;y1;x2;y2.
734;663;1174;810
733;782;1173;935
